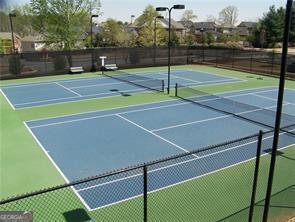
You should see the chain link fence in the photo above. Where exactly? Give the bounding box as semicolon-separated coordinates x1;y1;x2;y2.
1;130;293;221
2;46;295;80
192;47;295;80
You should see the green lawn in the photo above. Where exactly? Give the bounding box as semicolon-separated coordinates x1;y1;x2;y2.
0;65;294;221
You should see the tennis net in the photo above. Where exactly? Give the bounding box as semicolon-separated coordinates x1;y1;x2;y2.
175;84;295;136
102;69;165;92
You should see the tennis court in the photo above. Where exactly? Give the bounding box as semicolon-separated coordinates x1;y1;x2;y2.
24;86;295;211
0;69;241;109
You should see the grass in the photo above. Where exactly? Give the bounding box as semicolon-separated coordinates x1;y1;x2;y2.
0;65;294;221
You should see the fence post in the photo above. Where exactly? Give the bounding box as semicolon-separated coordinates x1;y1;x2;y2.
143;165;148;222
271;51;275;75
186;47;189;65
250;49;253;72
248;130;263;222
215;48;218;67
232;48;235;68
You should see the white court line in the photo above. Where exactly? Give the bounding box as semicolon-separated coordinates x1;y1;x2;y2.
23;122;92;211
1;82;57;89
0;88;16;110
254;93;295;105
29;88;283;129
26;86;278;122
116;114;198;157
0;69;172;89
77;129;277;192
13;88;142;107
68;80;131;89
86;134;295;211
55;82;82;97
151;103;292;132
0;75;115;89
252;93;280;102
151;114;232;132
186;68;244;81
157;72;202;84
29;102;191;128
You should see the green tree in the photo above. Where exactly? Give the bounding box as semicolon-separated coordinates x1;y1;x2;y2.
99;19;130;46
0;38;4;54
30;0;101;49
160;29;180;47
0;5;34;37
135;5;165;47
217;33;229;43
181;10;197;30
248;6;287;48
218;5;238;26
181;10;197;46
204;32;215;45
184;33;195;46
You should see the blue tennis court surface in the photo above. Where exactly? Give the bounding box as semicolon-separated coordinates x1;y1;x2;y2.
25;87;295;211
0;69;242;109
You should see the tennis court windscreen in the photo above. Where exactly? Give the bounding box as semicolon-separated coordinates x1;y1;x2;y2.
103;69;164;92
175;84;295;134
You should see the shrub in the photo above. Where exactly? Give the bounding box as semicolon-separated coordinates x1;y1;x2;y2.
53;55;67;70
129;50;140;64
8;55;23;76
287;61;295;73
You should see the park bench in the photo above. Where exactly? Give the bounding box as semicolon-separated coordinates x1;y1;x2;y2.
69;66;84;74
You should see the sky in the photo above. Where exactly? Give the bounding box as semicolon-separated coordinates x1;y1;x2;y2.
8;0;287;23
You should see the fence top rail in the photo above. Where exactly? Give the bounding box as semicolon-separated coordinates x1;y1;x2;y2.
0;131;265;205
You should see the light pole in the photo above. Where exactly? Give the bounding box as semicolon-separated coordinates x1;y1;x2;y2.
153;15;164;65
90;14;98;72
9;12;16;54
262;1;293;221
131;15;135;24
156;5;185;94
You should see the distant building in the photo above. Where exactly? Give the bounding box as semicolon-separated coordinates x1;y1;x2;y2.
21;35;45;52
194;22;218;43
157;18;185;41
0;32;22;54
216;24;237;34
194;22;217;33
237;21;257;32
132;18;185;42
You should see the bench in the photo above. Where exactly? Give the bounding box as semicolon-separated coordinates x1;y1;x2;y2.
69;66;84;74
102;64;118;71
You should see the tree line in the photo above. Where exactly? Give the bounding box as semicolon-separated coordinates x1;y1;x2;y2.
0;1;294;53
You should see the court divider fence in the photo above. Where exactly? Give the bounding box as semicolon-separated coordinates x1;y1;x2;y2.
1;46;295;80
0;129;294;221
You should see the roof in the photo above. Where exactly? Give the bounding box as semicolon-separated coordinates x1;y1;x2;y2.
86;24;104;34
0;32;21;40
217;24;237;29
233;27;249;36
194;22;216;29
237;21;257;28
177;20;194;28
159;18;185;29
22;35;43;42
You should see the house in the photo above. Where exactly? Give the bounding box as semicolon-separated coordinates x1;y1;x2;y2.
194;22;219;43
21;35;45;52
216;24;237;34
0;32;22;54
194;22;217;33
132;18;185;42
157;18;185;41
237;21;257;33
